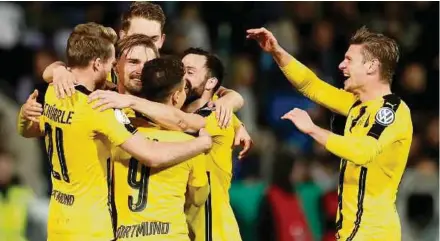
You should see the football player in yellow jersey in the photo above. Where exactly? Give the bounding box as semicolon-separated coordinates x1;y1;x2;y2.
42;2;248;136
179;48;242;241
248;26;412;240
113;57;210;241
17;23;212;241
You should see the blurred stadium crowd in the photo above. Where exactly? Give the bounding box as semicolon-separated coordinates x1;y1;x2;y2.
0;1;437;241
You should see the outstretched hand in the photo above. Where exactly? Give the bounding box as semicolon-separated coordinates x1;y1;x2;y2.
281;108;317;135
246;27;279;53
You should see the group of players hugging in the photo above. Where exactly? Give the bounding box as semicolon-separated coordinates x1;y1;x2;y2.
17;2;412;241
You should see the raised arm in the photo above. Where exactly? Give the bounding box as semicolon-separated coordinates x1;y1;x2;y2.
247;27;357;116
88;90;206;133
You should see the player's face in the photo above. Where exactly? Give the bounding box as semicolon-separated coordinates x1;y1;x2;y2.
172;79;188;109
117;45;158;95
122;18;165;50
182;54;209;104
339;44;369;93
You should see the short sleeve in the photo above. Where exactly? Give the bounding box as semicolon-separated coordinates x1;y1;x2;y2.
92;108;136;146
188;154;208;187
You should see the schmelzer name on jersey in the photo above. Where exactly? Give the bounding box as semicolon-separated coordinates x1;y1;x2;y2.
51;189;75;206
116;222;170;239
375;107;395;126
44;103;75;124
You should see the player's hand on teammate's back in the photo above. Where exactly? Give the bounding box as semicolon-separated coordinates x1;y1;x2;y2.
22;90;43;122
88;90;133;111
208;100;233;128
234;125;253;160
281;108;316;135
53;66;77;99
246;27;279;53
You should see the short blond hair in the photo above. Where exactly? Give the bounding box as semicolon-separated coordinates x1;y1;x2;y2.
66;22;118;68
350;26;400;83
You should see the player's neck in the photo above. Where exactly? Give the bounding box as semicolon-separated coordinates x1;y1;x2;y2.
184;92;212;113
71;68;96;91
358;82;392;102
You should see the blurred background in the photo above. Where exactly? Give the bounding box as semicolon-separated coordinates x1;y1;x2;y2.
0;1;437;241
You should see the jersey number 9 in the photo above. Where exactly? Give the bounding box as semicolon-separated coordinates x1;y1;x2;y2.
127;158;151;212
44;123;70;183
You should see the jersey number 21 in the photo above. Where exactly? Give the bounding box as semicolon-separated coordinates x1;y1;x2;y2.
44;123;70;183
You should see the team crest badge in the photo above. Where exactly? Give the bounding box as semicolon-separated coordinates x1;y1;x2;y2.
114;109;131;124
375;107;395;126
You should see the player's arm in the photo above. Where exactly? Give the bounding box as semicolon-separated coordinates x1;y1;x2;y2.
232;115;253;159
209;88;244;128
42;62;78;98
17;90;44;138
215;86;244;112
284;106;411;166
129;95;205;133
17;108;43;138
95;109;211;168
121;133;211;168
88;90;206;133
42;61;66;82
247;28;357;116
187;154;210;207
323;107;411;165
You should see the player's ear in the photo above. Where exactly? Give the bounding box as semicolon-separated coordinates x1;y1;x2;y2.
205;77;218;91
366;59;379;75
171;90;180;106
92;58;102;71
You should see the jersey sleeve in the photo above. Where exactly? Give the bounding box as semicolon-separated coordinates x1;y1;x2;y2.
91;108;136;146
188;154;208;187
280;59;357;116
325;103;412;165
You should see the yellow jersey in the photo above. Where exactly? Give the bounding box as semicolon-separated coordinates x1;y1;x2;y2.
281;60;412;241
40;84;135;241
185;104;241;241
112;123;208;241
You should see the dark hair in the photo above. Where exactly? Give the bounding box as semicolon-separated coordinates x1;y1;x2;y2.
183;47;224;93
140;56;185;103
121;2;166;32
350;26;400;83
116;34;159;59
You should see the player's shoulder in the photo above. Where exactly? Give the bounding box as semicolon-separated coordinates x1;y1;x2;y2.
375;94;411;127
383;94;411;116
